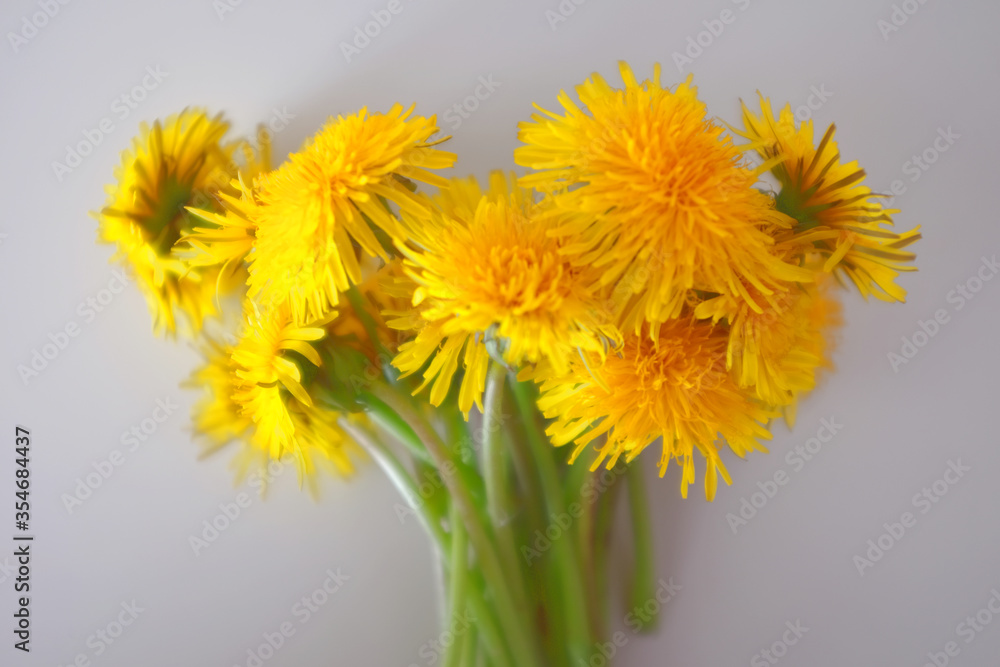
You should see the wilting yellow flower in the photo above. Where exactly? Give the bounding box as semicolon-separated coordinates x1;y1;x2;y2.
533;317;773;500
695;275;843;421
246;104;456;323
95;109;238;335
738;96;920;301
227;302;354;485
515;62;809;330
390;172;619;415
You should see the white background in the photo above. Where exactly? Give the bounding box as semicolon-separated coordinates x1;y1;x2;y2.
2;0;999;665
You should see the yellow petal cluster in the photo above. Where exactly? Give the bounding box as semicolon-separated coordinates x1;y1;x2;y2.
246;104;455;323
516;63;810;330
533;318;774;499
389;172;618;415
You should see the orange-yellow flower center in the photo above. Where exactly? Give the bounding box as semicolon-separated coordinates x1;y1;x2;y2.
421;201;579;324
616;323;725;407
473;243;567;314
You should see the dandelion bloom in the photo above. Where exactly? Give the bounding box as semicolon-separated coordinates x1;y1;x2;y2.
187;340;252;454
95;109;239;335
220;303;355;487
389;172;619;414
246;105;456;323
516;62;809;331
533;317;773;500
738;95;920;301
695;275;843;421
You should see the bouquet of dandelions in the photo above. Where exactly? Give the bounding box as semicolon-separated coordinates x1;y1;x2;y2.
93;62;919;666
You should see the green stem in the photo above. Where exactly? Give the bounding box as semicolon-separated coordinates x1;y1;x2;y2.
593;464;623;637
359;391;434;466
443;502;469;667
482;365;536;633
338;418;448;549
483;364;513;530
575;464;603;642
361;389;487;506
501;384;552;660
503;395;546;536
508;399;568;667
345;285;393;367
509;379;592;665
458;567;507;666
342;417;507;666
371;383;542;667
459;623;478;667
626;461;658;632
564;445;593;513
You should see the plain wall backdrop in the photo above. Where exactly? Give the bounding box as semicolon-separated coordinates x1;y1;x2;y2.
2;0;999;665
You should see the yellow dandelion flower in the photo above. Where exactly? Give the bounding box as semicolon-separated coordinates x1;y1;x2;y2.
738;95;921;301
187;339;252;455
225;403;361;498
390;172;619;415
349;258;416;359
229;302;350;485
179;124;275;273
695;274;843;420
378;259;432;361
95;109;238;335
181;175;260;273
515;62;810;329
246;104;456;322
283;404;360;493
533;318;773;500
